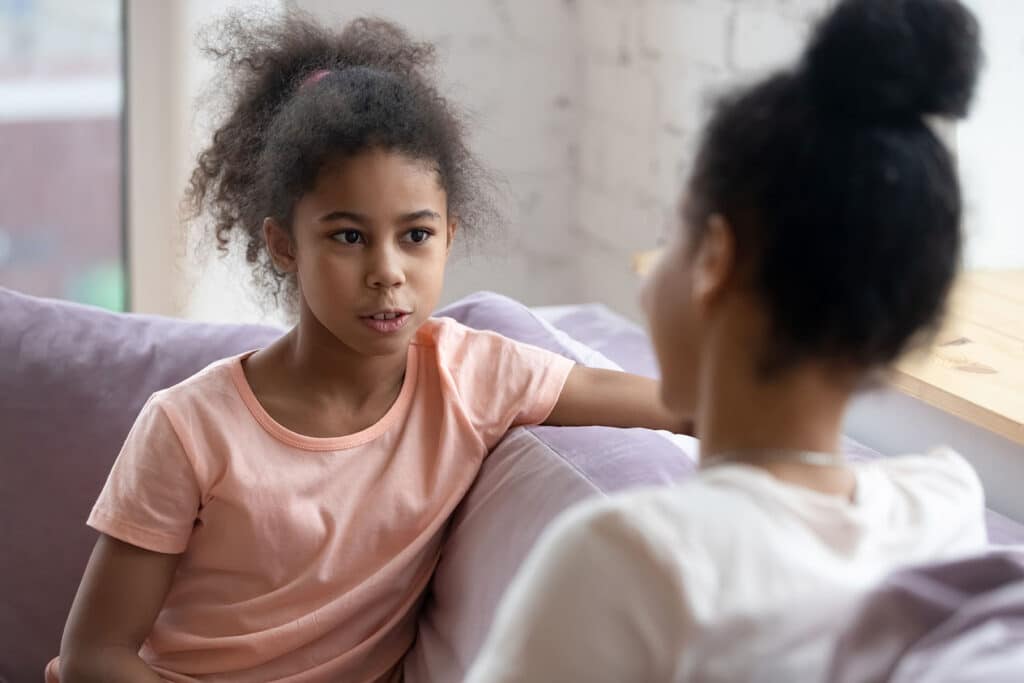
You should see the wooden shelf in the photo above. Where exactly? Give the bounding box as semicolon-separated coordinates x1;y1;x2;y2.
892;270;1024;446
634;250;1024;445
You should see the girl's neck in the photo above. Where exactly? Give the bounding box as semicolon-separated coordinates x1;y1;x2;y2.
241;316;410;440
282;316;409;407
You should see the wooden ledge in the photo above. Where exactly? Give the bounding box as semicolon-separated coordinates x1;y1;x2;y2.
892;270;1024;446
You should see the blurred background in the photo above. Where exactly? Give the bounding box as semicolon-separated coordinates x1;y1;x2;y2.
1;0;1020;325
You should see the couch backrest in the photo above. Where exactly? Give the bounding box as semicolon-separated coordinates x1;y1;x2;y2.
828;550;1024;683
0;288;281;682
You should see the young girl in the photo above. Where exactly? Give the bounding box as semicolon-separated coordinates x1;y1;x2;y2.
467;0;989;681
50;12;683;683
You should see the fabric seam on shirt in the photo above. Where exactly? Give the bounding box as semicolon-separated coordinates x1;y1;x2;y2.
154;397;206;487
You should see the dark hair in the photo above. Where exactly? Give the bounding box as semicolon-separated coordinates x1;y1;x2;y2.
685;0;981;374
185;10;495;307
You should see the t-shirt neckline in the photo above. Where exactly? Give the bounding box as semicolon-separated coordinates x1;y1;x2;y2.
700;461;867;509
228;346;419;451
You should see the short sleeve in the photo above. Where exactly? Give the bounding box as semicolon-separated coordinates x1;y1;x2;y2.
872;447;989;552
87;394;202;554
435;320;575;447
465;498;694;683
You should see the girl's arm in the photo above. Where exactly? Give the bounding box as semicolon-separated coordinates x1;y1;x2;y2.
60;534;180;683
545;366;692;433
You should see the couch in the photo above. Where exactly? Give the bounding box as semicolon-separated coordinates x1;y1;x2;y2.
3;287;1022;682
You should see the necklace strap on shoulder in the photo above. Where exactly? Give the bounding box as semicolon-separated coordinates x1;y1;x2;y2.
700;449;847;469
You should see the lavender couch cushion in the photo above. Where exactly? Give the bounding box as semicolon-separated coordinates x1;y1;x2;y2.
829;550;1024;682
0;288;281;682
534;303;660;378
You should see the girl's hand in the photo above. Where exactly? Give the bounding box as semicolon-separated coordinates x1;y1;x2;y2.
59;534;179;683
545;366;693;434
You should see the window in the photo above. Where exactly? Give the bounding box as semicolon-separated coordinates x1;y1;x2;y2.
960;0;1024;271
0;0;125;310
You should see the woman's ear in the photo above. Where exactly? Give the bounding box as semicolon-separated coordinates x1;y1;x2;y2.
692;213;736;314
263;218;297;273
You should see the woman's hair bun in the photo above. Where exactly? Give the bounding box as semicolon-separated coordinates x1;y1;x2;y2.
802;0;982;122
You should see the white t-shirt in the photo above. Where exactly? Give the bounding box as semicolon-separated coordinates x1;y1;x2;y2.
466;449;987;683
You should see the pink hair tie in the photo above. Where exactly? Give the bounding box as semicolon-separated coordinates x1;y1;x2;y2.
299;69;332;90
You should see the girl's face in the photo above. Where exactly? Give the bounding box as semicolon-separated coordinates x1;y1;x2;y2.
267;147;455;357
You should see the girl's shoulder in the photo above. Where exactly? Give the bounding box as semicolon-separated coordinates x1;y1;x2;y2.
413;316;499;347
413;316;570;374
146;351;254;420
414;316;565;355
412;317;518;364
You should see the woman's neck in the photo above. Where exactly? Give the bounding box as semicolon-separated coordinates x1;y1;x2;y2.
698;364;849;458
694;334;858;497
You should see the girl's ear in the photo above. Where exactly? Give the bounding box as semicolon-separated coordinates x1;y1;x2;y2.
446;220;458;253
692;213;736;315
264;218;297;273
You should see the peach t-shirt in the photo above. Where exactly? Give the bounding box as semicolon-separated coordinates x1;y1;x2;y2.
76;318;574;682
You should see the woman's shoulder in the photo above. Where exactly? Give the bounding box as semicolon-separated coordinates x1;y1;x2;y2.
857;447;983;503
542;484;725;573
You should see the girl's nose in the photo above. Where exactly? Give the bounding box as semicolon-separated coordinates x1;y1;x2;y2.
366;245;406;289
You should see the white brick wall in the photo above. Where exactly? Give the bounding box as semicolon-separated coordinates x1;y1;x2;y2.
641;0;733;66
731;5;812;72
186;0;834;321
574;0;833;318
958;0;1024;269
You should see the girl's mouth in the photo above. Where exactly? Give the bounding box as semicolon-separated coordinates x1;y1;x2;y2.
360;311;412;334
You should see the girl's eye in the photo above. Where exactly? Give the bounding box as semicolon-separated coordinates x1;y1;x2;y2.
405;229;431;244
333;230;364;245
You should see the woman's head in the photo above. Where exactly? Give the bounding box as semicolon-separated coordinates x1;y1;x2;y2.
645;0;982;414
186;11;493;352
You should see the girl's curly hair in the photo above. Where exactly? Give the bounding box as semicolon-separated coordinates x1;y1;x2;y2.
184;9;496;309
